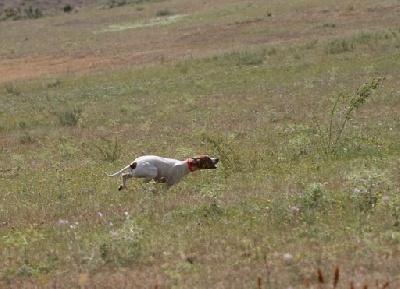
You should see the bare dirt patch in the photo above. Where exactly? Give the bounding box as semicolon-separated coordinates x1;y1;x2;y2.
0;53;157;83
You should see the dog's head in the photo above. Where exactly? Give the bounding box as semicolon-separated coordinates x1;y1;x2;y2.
190;155;219;170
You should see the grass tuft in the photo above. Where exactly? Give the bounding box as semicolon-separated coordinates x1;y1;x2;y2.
82;136;122;163
58;105;82;126
4;82;20;95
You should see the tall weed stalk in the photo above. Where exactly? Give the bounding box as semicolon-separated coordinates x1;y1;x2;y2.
315;77;384;155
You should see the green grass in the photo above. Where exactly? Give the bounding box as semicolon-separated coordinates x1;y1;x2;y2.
1;0;400;288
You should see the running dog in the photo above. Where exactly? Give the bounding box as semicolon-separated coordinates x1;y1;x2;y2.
104;155;219;190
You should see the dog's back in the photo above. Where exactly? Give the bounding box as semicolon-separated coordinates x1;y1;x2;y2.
133;155;185;183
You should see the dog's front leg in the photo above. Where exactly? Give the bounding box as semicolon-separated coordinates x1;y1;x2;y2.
118;173;132;191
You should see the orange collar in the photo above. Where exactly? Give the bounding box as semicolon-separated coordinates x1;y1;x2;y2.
186;158;194;172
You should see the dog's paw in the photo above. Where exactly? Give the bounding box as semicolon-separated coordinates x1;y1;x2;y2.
118;185;123;191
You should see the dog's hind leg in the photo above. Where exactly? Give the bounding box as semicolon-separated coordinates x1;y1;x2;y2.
118;173;132;191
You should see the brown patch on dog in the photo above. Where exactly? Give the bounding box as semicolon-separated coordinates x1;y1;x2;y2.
130;162;137;170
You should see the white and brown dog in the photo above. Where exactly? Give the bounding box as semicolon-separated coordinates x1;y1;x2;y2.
104;155;219;190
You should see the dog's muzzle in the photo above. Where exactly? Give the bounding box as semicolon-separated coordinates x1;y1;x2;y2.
210;158;219;169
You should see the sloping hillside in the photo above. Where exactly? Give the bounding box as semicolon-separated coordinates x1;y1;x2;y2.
1;0;399;83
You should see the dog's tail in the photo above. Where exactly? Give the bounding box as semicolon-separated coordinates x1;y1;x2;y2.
103;165;131;177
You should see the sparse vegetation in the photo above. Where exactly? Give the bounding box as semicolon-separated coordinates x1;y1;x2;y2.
325;29;399;54
156;9;173;17
0;0;399;288
82;136;122;163
107;0;127;8
325;38;353;54
24;6;43;19
106;0;166;8
4;82;20;95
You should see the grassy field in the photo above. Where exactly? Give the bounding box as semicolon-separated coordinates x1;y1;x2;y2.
1;0;400;288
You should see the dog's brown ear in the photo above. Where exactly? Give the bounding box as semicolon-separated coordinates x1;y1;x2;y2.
195;154;209;159
130;162;137;169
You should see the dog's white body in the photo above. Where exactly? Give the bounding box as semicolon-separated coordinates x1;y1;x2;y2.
104;155;218;190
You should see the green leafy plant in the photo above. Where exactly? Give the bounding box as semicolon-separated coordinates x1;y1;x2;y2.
298;183;325;210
